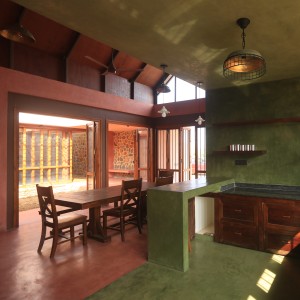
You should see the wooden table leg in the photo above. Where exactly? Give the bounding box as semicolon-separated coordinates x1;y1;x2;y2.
87;206;111;242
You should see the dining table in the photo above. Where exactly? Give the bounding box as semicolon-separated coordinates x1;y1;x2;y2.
54;181;155;242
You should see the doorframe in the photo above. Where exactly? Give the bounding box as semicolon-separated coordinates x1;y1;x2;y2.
12;109;101;228
105;120;153;186
155;125;201;182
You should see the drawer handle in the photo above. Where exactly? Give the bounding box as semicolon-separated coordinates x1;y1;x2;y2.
282;240;291;244
234;209;242;213
234;232;242;236
282;215;291;219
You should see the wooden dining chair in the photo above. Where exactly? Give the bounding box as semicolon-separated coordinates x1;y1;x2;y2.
158;170;174;178
102;178;142;242
155;175;174;186
36;184;87;258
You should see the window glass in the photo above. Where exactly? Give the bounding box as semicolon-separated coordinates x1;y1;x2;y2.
196;87;206;99
157;76;206;103
176;78;196;101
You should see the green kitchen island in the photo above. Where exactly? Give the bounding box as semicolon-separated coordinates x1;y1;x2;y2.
147;177;234;272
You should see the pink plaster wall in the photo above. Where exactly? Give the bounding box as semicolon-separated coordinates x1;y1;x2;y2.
0;67;153;231
0;67;205;231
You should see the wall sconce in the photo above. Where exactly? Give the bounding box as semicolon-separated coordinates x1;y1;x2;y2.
158;106;170;118
195;116;205;125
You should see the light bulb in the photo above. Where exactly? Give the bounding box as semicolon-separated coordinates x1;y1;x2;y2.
195;116;205;125
158;106;170;118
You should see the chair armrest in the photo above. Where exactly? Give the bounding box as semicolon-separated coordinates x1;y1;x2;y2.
56;208;76;215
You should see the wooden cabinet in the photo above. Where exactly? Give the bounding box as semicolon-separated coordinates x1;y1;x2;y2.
214;194;300;256
262;199;300;255
214;195;259;250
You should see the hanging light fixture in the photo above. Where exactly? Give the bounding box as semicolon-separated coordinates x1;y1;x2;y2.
0;23;35;44
195;116;205;125
157;64;170;117
157;83;171;93
158;106;170;118
156;64;171;93
223;18;266;81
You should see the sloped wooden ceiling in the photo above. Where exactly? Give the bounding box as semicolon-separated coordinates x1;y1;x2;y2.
0;0;164;88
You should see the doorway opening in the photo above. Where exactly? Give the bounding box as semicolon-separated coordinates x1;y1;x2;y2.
18;113;91;213
107;122;152;186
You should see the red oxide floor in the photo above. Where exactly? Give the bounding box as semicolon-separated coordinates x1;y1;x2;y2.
0;208;147;300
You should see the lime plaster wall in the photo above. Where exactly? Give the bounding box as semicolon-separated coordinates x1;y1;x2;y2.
206;77;300;185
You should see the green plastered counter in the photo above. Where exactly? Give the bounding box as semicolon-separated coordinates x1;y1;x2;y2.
147;177;234;272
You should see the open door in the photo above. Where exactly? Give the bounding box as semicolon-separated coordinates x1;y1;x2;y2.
157;129;180;182
194;126;206;178
107;122;152;186
86;122;101;189
156;127;192;182
181;127;192;181
135;128;152;181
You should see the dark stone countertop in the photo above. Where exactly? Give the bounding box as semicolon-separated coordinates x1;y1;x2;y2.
220;183;300;201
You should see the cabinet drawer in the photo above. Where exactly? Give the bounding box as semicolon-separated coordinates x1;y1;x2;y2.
264;231;300;256
265;232;293;255
222;200;255;222
221;222;258;250
267;206;300;227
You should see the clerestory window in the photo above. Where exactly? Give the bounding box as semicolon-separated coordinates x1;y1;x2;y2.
157;76;205;104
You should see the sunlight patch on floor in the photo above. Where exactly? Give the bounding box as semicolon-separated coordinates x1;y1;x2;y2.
256;269;276;293
271;254;285;264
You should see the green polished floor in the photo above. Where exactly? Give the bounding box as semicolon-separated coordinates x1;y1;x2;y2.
87;235;300;300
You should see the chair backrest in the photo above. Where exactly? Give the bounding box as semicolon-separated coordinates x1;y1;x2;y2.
36;184;58;224
158;170;174;178
121;178;142;210
155;176;173;187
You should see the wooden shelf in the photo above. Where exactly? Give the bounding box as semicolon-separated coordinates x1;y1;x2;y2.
213;150;267;156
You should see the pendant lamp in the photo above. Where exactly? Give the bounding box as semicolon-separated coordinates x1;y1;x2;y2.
223;18;266;81
157;64;170;117
0;23;35;44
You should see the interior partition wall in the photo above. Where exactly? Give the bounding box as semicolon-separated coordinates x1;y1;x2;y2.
8;93;152;229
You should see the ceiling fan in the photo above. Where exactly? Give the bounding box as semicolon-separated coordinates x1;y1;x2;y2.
85;50;145;75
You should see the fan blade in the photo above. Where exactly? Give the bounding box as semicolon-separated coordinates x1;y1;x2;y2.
85;56;108;69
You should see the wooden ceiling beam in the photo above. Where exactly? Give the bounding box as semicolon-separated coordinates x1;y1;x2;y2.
64;32;80;59
128;63;147;83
